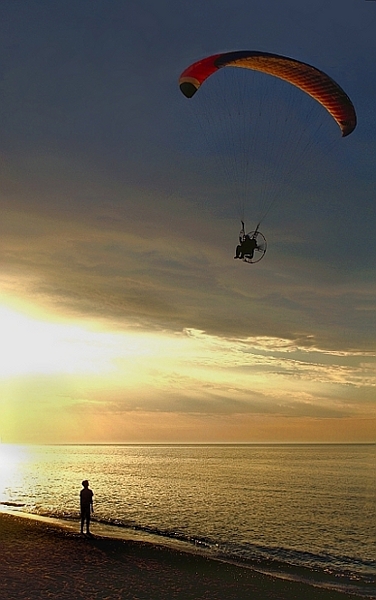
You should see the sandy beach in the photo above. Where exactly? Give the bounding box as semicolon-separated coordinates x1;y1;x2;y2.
0;512;367;600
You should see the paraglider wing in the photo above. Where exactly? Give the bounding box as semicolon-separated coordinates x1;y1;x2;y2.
179;51;356;137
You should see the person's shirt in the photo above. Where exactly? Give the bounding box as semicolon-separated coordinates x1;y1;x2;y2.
243;236;256;251
80;488;93;509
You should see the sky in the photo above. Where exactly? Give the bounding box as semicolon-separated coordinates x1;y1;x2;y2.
0;0;375;444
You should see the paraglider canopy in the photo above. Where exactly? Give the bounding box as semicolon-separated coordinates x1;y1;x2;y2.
179;50;356;137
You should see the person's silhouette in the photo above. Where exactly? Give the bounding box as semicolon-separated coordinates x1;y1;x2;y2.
80;480;94;535
234;221;258;259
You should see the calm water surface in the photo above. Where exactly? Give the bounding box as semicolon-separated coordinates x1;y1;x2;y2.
0;444;375;597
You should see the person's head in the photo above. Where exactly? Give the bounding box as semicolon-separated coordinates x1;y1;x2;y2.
82;480;89;488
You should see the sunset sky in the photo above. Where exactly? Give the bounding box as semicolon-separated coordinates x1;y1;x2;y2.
1;0;375;444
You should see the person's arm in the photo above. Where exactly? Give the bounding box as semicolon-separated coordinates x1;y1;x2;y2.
239;221;245;243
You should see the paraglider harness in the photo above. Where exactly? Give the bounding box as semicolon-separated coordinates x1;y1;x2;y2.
234;221;267;264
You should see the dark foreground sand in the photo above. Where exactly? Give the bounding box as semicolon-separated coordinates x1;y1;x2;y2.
0;512;364;600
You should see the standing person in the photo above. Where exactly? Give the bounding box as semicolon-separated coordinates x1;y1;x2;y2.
80;480;94;535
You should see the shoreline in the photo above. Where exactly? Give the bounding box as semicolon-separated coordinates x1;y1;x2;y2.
0;511;371;600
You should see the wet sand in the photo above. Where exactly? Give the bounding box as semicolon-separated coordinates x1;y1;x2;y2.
0;512;364;600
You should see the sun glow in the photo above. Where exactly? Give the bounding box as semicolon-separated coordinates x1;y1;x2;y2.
0;304;212;385
0;300;374;444
0;304;165;378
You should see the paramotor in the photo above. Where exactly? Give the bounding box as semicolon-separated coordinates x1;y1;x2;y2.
179;50;356;264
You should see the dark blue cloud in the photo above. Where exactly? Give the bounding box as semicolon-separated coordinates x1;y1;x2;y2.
0;0;374;351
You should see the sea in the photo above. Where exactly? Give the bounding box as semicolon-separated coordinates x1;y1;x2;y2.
0;443;375;598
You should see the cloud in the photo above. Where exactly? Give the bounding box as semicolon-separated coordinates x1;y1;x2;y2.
1;195;375;356
16;326;368;424
0;0;375;444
